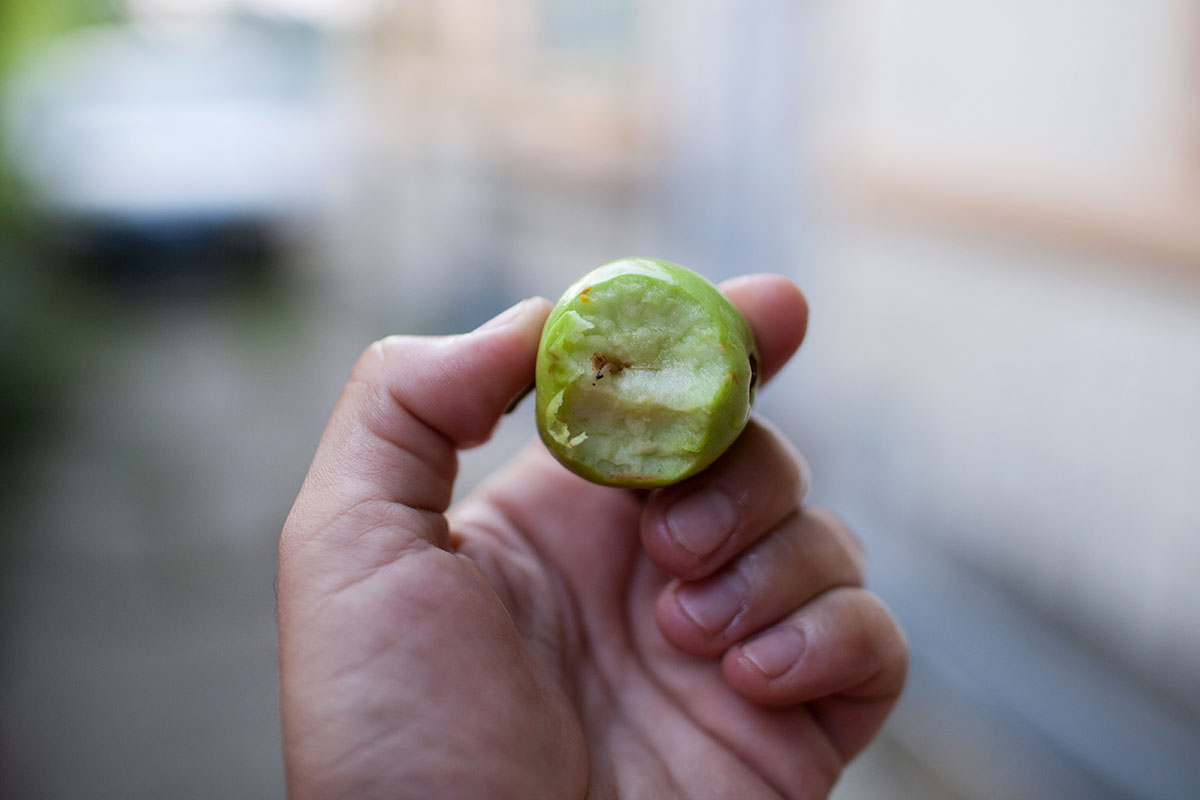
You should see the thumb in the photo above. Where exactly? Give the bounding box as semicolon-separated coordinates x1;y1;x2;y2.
280;297;551;580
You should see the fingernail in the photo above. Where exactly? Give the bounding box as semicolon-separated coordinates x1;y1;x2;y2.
667;488;736;558
676;571;746;635
475;298;531;332
741;628;805;678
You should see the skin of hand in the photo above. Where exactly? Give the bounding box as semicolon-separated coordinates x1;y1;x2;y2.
277;275;908;800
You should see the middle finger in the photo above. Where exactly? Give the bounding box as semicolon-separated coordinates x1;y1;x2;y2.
640;418;808;581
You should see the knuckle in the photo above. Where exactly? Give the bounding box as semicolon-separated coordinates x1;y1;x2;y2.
351;337;392;381
807;505;867;571
732;419;804;490
849;590;907;675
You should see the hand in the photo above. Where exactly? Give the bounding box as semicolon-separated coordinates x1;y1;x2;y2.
277;276;907;799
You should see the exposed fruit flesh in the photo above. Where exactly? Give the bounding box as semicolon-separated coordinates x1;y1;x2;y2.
536;258;757;487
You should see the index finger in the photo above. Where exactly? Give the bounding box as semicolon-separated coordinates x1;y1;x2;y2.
718;274;809;386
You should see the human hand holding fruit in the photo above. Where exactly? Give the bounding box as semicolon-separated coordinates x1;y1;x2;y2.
277;268;907;799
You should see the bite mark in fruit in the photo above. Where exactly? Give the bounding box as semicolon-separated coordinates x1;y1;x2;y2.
534;258;759;488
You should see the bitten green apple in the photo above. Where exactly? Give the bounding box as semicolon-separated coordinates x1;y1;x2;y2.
535;258;759;488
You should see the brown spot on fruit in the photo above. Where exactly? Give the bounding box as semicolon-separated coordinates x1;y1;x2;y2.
590;353;626;383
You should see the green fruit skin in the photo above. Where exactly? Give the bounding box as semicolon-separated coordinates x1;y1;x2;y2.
535;257;759;488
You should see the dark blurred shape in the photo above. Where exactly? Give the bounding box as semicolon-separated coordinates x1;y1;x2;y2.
51;214;278;294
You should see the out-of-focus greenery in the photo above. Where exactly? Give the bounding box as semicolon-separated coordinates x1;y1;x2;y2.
0;0;118;494
0;0;114;78
0;0;116;195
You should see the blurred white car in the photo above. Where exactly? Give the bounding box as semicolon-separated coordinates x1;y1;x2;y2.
4;16;337;282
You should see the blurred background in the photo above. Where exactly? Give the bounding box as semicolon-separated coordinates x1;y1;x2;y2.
2;0;1198;797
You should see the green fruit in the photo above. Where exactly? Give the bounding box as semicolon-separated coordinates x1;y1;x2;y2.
535;258;759;488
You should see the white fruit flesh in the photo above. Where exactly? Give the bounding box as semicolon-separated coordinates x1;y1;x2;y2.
540;276;735;481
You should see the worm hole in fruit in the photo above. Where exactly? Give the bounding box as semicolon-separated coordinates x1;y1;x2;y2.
590;352;627;385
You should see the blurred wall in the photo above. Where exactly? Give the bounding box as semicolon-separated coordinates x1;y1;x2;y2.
811;0;1200;710
800;2;1200;797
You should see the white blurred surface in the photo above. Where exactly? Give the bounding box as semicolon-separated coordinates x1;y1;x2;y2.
6;21;335;220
